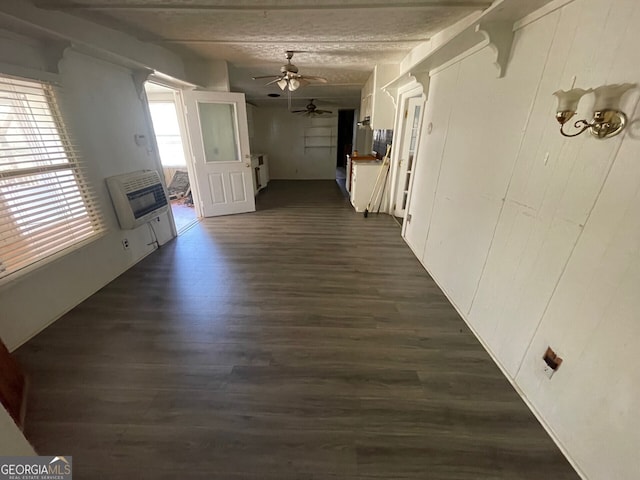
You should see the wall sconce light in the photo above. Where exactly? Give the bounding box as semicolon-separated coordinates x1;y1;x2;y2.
553;83;635;139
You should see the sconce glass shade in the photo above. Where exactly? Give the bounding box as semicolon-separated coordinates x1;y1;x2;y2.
277;78;288;91
553;88;589;113
553;88;590;126
592;83;635;111
289;78;300;91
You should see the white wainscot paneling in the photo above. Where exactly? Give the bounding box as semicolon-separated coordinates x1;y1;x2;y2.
403;64;459;257
422;25;552;314
515;126;640;480
468;201;581;376
400;0;640;478
467;4;636;377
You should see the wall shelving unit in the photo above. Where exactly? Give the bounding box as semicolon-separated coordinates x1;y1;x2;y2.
303;118;336;151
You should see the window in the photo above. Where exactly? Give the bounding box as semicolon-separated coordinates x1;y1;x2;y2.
148;102;186;167
0;74;104;280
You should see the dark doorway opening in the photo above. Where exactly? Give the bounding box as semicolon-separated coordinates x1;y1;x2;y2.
337;110;355;168
335;109;355;196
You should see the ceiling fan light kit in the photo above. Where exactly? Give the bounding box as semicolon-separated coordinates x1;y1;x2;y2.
252;50;327;94
277;77;304;92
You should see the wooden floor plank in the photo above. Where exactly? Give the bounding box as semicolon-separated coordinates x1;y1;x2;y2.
15;180;579;479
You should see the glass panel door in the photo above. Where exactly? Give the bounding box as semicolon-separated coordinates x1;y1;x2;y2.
198;103;239;163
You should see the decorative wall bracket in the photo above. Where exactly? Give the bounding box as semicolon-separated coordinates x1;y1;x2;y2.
408;71;431;102
475;21;514;78
132;68;154;97
45;40;72;75
382;78;404;109
380;1;548;105
382;72;429;109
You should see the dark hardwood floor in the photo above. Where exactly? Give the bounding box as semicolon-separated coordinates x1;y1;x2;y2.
15;180;579;479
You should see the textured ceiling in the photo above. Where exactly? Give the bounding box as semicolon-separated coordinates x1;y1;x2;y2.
33;0;493;106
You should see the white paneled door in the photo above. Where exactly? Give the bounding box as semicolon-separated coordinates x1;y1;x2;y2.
182;91;255;217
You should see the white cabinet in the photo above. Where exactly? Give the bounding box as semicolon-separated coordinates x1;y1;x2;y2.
360;74;374;122
350;160;382;212
250;153;269;194
346;154;377;193
359;64;399;130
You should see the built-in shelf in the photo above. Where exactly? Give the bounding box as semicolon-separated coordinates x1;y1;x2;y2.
304;125;335;149
383;0;556;95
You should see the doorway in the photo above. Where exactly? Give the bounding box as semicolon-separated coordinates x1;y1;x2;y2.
144;82;198;234
336;109;355;193
392;93;425;219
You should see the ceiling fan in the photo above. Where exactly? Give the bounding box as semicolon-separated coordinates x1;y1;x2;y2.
292;99;333;116
252;51;328;92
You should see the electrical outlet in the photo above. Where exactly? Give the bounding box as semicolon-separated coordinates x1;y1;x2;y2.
122;238;130;250
543;363;556;379
542;346;562;379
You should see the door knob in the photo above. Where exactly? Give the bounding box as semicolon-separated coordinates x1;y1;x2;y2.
245;163;250;168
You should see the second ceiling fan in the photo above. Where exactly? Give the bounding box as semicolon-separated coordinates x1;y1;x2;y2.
292;99;333;116
252;51;328;92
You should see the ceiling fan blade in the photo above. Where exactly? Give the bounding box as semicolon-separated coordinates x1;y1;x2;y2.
301;76;328;83
252;75;280;80
291;109;307;113
264;77;284;87
315;109;333;114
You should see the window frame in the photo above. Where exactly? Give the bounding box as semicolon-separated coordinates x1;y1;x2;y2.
0;72;105;286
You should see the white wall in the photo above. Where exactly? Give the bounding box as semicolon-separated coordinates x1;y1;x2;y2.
184;59;230;91
402;1;640;478
0;2;190;453
0;0;186;82
252;107;338;179
0;408;35;455
0;44;174;350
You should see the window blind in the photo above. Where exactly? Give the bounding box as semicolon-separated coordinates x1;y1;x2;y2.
0;74;105;280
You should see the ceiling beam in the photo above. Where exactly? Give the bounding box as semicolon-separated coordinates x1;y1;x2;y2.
38;2;492;12
150;39;429;45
